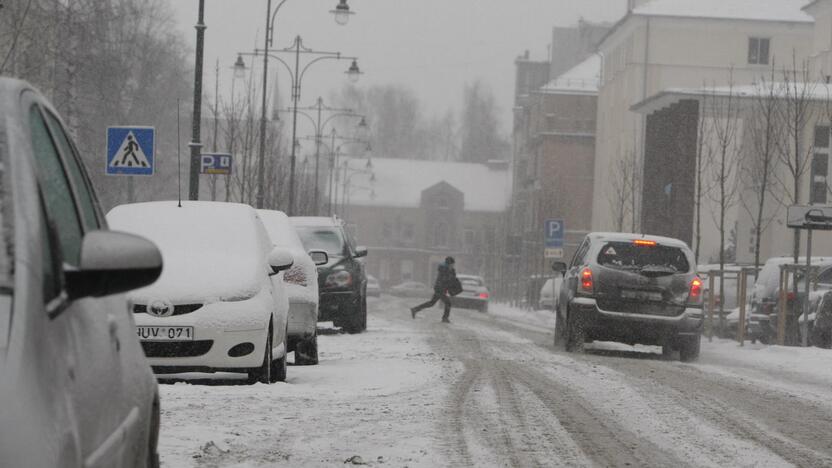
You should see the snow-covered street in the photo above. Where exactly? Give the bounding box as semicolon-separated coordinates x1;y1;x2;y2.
159;295;832;467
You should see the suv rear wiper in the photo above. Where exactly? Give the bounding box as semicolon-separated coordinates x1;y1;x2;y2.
639;265;677;277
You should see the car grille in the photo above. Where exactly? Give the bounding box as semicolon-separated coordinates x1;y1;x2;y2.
141;340;213;358
133;303;203;316
597;299;684;317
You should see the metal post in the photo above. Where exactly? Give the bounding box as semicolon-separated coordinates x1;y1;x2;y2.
777;266;789;346
803;228;813;347
707;271;716;342
188;0;207;201
127;177;135;203
327;130;337;215
255;0;272;209
287;36;301;216
738;269;747;346
210;59;220;201
313;97;323;214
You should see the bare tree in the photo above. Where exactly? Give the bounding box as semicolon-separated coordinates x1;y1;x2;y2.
740;69;783;275
771;57;817;264
704;77;743;318
693;91;712;263
607;146;637;231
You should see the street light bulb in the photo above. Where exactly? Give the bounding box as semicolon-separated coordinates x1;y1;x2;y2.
331;0;353;25
346;59;361;83
233;54;246;79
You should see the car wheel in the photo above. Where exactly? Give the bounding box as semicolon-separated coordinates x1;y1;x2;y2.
564;308;585;353
248;327;273;384
678;334;701;362
294;333;319;366
553;308;566;348
271;325;288;382
146;394;160;468
343;296;366;334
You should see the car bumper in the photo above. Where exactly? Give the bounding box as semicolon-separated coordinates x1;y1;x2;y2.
571;297;704;344
288;299;317;337
135;298;272;371
451;296;488;310
318;290;359;322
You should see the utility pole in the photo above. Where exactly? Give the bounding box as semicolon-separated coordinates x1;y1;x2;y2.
188;0;207;201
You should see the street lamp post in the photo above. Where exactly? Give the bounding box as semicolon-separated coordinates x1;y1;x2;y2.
281;99;365;214
188;0;207;201
248;0;355;209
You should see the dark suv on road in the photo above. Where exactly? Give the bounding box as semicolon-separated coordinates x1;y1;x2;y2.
291;216;368;333
554;233;704;361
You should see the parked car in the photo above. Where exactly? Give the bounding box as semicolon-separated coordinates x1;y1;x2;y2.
258;210;328;365
108;201;294;383
749;257;832;343
539;276;563;310
291;216;368;333
451;274;490;312
389;281;432;298
0;78;163;467
367;274;382;297
554;233;704;361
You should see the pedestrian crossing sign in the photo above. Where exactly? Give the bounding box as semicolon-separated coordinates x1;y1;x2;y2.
106;126;155;176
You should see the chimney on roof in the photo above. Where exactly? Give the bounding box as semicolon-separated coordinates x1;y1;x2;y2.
485;159;510;171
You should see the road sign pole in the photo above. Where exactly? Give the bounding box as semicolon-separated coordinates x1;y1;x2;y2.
188;0;207;201
803;228;813;347
127;177;135;203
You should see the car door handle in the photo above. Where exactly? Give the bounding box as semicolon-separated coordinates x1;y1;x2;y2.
108;315;121;352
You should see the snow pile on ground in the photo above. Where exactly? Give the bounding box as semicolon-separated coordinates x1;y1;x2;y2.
158;311;448;467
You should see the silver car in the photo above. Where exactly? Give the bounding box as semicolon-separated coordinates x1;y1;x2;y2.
0;78;163;467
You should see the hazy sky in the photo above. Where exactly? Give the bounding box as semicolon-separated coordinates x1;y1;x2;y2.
169;0;626;135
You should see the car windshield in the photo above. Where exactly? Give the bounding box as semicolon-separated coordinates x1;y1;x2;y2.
597;241;690;273
294;226;346;256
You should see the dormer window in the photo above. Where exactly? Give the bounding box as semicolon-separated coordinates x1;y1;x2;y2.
748;37;770;65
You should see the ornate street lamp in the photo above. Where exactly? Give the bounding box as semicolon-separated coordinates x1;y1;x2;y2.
331;0;354;25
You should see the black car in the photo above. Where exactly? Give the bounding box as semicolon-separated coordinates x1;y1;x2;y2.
554;233;704;361
291;216;368;333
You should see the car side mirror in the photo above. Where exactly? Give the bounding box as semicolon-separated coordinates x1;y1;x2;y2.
354;246;368;258
551;261;567;275
308;250;329;266
64;230;163;301
268;247;294;275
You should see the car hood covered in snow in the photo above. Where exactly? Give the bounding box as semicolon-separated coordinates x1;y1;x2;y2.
108;201;269;303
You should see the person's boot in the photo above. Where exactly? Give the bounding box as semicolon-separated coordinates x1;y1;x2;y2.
441;317;450;323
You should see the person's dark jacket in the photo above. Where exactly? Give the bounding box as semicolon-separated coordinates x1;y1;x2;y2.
434;262;457;292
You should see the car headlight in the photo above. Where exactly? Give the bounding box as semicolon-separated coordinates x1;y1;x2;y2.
325;270;352;288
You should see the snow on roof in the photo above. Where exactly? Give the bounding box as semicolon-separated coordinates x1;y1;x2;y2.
107;201;268;302
632;82;832;114
341;158;512;212
632;0;813;23
539;54;601;95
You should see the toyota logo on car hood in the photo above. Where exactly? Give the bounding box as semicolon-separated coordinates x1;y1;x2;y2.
147;299;174;317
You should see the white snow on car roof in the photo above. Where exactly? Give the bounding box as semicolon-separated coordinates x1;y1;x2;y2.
632;0;813;23
257;209;305;251
339;157;511;212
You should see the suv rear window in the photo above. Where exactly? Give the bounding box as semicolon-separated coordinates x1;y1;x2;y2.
597;241;690;273
295;226;346;256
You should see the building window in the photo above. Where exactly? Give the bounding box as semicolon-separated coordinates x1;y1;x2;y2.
748;37;770;65
434;222;449;248
401;223;414;242
464;229;475;254
816;126;830;149
812;153;828;204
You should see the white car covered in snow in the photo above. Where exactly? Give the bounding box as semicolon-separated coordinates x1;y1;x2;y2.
0;78;163;467
258;209;328;365
108;201;295;383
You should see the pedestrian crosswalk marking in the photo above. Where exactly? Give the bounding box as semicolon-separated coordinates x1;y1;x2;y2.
110;131;150;169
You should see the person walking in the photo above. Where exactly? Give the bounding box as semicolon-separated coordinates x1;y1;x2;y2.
411;257;458;323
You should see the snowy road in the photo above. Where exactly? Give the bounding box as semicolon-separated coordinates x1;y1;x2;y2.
158;295;832;467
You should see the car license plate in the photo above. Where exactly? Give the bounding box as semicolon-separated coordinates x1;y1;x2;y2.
137;326;194;341
621;289;662;301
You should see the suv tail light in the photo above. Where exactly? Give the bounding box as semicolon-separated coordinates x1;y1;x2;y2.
479;292;489;299
688;277;703;305
579;267;593;294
